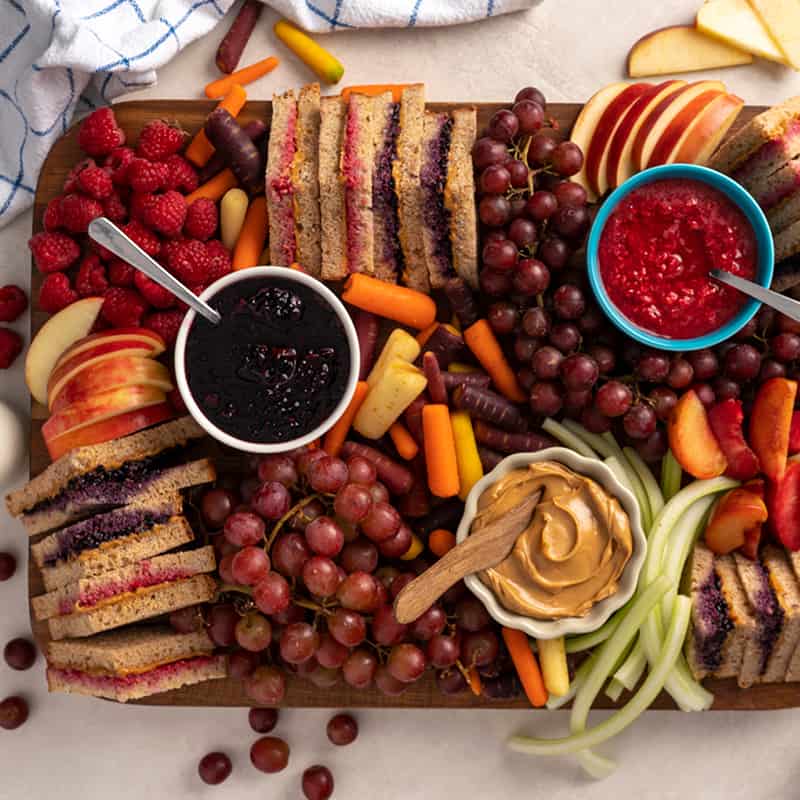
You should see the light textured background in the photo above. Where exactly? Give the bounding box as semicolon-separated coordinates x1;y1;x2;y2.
2;2;800;798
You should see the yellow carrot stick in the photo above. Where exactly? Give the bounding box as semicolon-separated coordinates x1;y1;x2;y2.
450;411;483;501
537;636;569;697
274;19;344;84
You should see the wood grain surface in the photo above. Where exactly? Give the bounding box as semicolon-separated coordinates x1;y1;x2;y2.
29;99;794;710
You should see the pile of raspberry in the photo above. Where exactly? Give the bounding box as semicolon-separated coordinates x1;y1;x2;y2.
28;107;233;348
0;285;28;369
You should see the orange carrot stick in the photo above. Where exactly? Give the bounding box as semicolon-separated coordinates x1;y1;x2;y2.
389;422;419;460
465;665;482;697
464;319;527;403
205;56;280;98
185;84;248;166
502;627;548;707
422;404;460;498
184;169;238;205
416;323;438;348
342;274;436;330
428;528;456;557
323;381;369;457
232;196;268;270
341;84;412;102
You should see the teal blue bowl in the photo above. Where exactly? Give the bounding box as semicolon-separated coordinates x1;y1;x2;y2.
586;163;774;352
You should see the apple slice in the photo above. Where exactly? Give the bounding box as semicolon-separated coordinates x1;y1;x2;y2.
671;92;744;165
667;389;728;479
582;82;651;198
631;80;726;172
704;488;768;555
44;403;174;461
42;385;168;442
605;80;687;190
627;25;753;78
49;357;173;413
24;297;104;407
569;82;631;203
56;327;165;366
749;377;797;483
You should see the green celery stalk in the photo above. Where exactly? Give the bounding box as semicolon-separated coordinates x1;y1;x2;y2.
542;418;597;459
660;450;682;501
623;446;665;521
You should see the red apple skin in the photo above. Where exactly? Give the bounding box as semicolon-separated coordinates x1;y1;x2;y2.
707;399;760;481
789;410;800;455
58;327;165;363
44;403;174;461
631;83;693;169
749;378;798;483
672;93;743;165
766;461;800;551
704;488;768;555
668;389;728;479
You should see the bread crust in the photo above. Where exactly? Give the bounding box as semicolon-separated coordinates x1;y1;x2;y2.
293;83;322;275
319;95;348;280
267;89;298;266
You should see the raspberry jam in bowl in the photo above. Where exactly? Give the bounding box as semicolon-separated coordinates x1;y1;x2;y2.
587;164;774;351
175;267;359;453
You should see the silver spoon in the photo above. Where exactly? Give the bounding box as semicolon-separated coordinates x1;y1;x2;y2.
88;216;221;325
710;268;800;324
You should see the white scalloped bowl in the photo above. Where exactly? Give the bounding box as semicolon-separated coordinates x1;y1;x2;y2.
456;447;647;640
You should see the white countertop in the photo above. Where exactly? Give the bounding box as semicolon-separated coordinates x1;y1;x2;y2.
2;2;799;797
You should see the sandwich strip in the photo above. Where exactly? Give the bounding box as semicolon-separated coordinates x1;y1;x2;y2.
293;83;322;275
267;89;299;266
319;95;348;280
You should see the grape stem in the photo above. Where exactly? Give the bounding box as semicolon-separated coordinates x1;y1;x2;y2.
265;493;324;551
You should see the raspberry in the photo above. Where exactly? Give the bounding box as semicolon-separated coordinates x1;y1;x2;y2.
0;285;28;322
59;193;103;233
29;232;80;274
108;258;135;287
121;220;161;257
134;271;175;309
103;146;135;185
184;197;218;241
167;239;210;285
101;287;148;328
0;328;23;369
136;120;185;161
101;190;128;224
143;310;184;347
75;254;109;297
161;237;186;267
130;191;157;223
127;157;169;193
205;239;232;283
76;164;113;199
163;154;199;193
42;197;63;232
143;190;187;238
63;158;96;193
39;273;78;313
78;108;125;157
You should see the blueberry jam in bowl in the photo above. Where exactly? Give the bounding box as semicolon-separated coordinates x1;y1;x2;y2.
175;267;359;453
586;164;774;352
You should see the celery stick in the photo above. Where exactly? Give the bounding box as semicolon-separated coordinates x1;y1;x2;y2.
561;420;616;459
606;454;651;532
613;640;646;691
601;431;626;461
578;749;618;780
623;446;664;521
604;456;635;497
508;595;691;757
660;450;682;501
566;610;625;653
605;678;625;703
542;418;597;459
546;654;594;710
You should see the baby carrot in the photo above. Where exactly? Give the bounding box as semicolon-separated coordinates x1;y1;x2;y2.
232;196;268;270
185;84;248;166
389;422;419;460
537;636;569;697
416;323;439;349
185;169;238;206
450;410;483;501
323;381;369;457
341;84;412;102
400;533;424;561
274;19;344;85
464;320;527;403
343;273;437;330
428;528;456;557
422;404;460;498
502;627;548;707
205;56;280;98
422;352;447;405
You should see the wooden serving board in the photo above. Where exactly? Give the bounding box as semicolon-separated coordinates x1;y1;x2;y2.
29;99;796;710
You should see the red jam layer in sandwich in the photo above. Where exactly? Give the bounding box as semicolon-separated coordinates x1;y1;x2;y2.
750;160;800;210
342;100;371;271
268;104;298;264
733;118;800;188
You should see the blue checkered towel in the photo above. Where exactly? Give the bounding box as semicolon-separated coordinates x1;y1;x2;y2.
0;0;535;229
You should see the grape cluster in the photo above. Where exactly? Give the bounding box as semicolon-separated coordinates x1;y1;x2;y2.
190;447;521;702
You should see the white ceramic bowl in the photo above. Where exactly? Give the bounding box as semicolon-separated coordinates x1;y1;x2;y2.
174;266;360;454
456;447;647;639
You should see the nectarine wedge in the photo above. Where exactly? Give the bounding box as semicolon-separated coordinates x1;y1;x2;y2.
667;389;728;479
749;377;797;483
707;399;760;480
704;488;768;555
767;461;800;551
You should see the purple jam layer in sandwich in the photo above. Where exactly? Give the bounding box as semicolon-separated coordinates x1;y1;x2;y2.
694;570;734;671
752;562;784;675
373;102;403;276
421;115;455;283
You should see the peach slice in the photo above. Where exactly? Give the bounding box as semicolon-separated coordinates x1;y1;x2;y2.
667;389;728;479
44;403;174;461
671;92;744;165
631;80;726;173
42;385;169;442
24;297;104;407
707;399;760;480
49;357;173;413
56;327;165;364
704;488;768;555
767;461;800;551
749;377;798;483
605;79;687;190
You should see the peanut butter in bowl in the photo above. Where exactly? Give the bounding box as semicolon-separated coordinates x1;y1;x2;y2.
473;461;633;621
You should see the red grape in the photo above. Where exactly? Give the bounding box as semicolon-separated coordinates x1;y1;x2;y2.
587;344;616;374
308;665;340;689
328;608;367;647
437;669;467;694
553;284;586;320
538;236;570;270
667;357;694;389
169;605;204;634
251;736;289;773
623;402;657;439
224;511;265;547
371;603;409;645
302;555;341;597
461;629;500;667
488;301;518;335
249;707;278;733
336;571;379;611
410;604;447;640
480;164;511;194
531;345;563;378
472;137;507;170
272;603;306;626
316;633;349;669
252;481;292;520
198;752;232;785
595;381;633;417
340;539;379;573
482;238;518;271
388;643;427;683
455;597;491;631
713;376;740;401
527;133;556;166
361;502;401;542
297;449;327;476
581;406;612;433
390;572;416;598
244;665;286;705
305;516;345;557
257;455;298;487
529;381;564;416
280;622;319;664
513;258;550;295
377;523;413;558
508;217;537;249
342;648;377;688
231;546;270;586
427;634;460;668
0;552;16;581
522;307;551;338
488;108;519;142
637;351;670;382
327;713;358;746
368;481;390;504
272;532;311;577
228;649;260;679
512;99;544;134
308;456;349;493
554;181;588;207
302;765;334;800
253;572;291;615
760;358;787;381
551;204;589;238
235;612;272;652
479;194;511;227
514;335;538;364
3;638;35;671
551;141;584;176
480;268;513;297
649;386;678;421
207;604;239;647
346;455;377;485
549;322;581;353
334;483;373;523
288;497;325;531
200;488;236;528
507;159;531;188
688;349;719;380
525;190;557;221
692;382;716;407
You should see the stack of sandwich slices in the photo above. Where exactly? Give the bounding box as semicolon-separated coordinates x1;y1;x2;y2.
5;417;227;702
687;542;800;687
266;83;478;293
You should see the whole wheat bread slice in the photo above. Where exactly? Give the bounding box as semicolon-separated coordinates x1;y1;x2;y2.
48;573;217;640
293;83;322;276
319;95;348;280
267;89;298;266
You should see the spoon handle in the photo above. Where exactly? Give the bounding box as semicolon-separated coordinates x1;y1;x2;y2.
88;217;221;326
710;269;800;324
